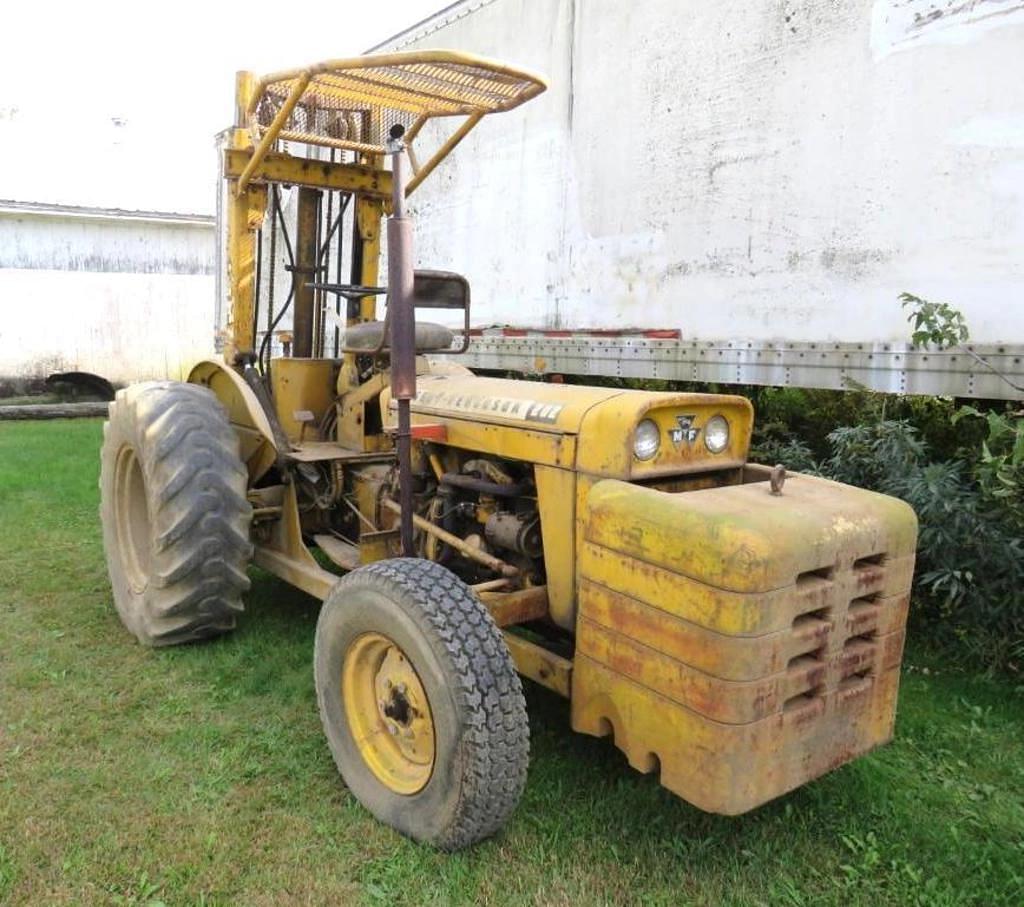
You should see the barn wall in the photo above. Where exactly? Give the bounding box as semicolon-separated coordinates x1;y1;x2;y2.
0;204;215;385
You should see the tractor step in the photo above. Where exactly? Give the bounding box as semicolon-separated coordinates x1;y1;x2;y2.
313;534;362;572
286;442;393;464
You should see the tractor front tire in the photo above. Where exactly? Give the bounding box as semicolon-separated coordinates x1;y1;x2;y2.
314;559;530;850
100;381;252;646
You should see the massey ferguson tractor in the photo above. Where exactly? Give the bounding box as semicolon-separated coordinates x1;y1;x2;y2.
99;51;918;850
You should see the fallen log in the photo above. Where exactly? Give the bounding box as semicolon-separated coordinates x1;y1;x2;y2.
0;402;109;421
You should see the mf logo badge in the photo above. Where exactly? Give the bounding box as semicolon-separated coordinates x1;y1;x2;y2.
669;414;700;446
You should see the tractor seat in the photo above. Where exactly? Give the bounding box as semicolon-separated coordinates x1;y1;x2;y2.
344;320;454;353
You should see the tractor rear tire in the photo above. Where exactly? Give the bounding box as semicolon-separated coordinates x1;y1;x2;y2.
99;381;252;646
314;558;530;850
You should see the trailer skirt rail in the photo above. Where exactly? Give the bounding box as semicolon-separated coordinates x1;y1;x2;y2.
457;335;1024;400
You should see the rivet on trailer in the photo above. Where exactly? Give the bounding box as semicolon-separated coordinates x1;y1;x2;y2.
99;50;918;850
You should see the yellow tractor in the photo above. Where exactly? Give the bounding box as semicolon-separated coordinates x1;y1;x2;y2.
99;51;918;850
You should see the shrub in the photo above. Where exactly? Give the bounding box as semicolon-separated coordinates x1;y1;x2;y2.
749;436;818;474
954;406;1024;535
813;416;1024;673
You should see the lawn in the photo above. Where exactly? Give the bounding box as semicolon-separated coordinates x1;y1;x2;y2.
1;418;1022;906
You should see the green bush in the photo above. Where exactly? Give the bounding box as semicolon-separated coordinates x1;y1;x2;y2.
955;406;1024;533
749;385;987;462
748;436;818;473
766;412;1024;673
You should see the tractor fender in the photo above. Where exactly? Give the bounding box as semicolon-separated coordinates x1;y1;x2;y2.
188;359;277;483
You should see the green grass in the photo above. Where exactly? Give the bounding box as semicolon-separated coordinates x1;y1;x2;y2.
1;419;1022;906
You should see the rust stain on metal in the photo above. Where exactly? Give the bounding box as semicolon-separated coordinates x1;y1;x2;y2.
479;585;549;627
571;472;917;815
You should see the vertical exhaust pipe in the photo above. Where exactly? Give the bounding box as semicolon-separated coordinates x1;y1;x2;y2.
387;124;416;557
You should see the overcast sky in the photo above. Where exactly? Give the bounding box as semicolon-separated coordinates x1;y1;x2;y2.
0;0;447;213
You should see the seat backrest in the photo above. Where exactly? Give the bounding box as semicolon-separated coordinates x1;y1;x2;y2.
407;270;471;354
412;271;469;311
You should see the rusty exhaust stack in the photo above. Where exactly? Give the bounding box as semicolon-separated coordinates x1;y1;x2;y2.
387;124;416;557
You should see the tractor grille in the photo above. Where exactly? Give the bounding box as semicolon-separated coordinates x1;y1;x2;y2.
783;554;888;714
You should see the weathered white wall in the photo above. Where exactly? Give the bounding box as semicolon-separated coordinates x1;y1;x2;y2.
380;0;1024;345
0;206;215;383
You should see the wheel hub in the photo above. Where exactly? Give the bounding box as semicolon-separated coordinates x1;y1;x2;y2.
342;632;435;794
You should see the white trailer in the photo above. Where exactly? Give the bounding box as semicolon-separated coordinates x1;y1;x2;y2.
371;0;1024;399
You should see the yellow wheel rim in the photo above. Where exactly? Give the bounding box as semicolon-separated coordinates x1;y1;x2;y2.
341;632;435;795
113;445;152;592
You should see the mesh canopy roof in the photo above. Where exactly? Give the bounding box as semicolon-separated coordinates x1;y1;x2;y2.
250;51;547;156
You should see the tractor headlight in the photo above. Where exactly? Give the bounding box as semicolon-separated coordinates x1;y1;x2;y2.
704;415;730;454
633;419;661;461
